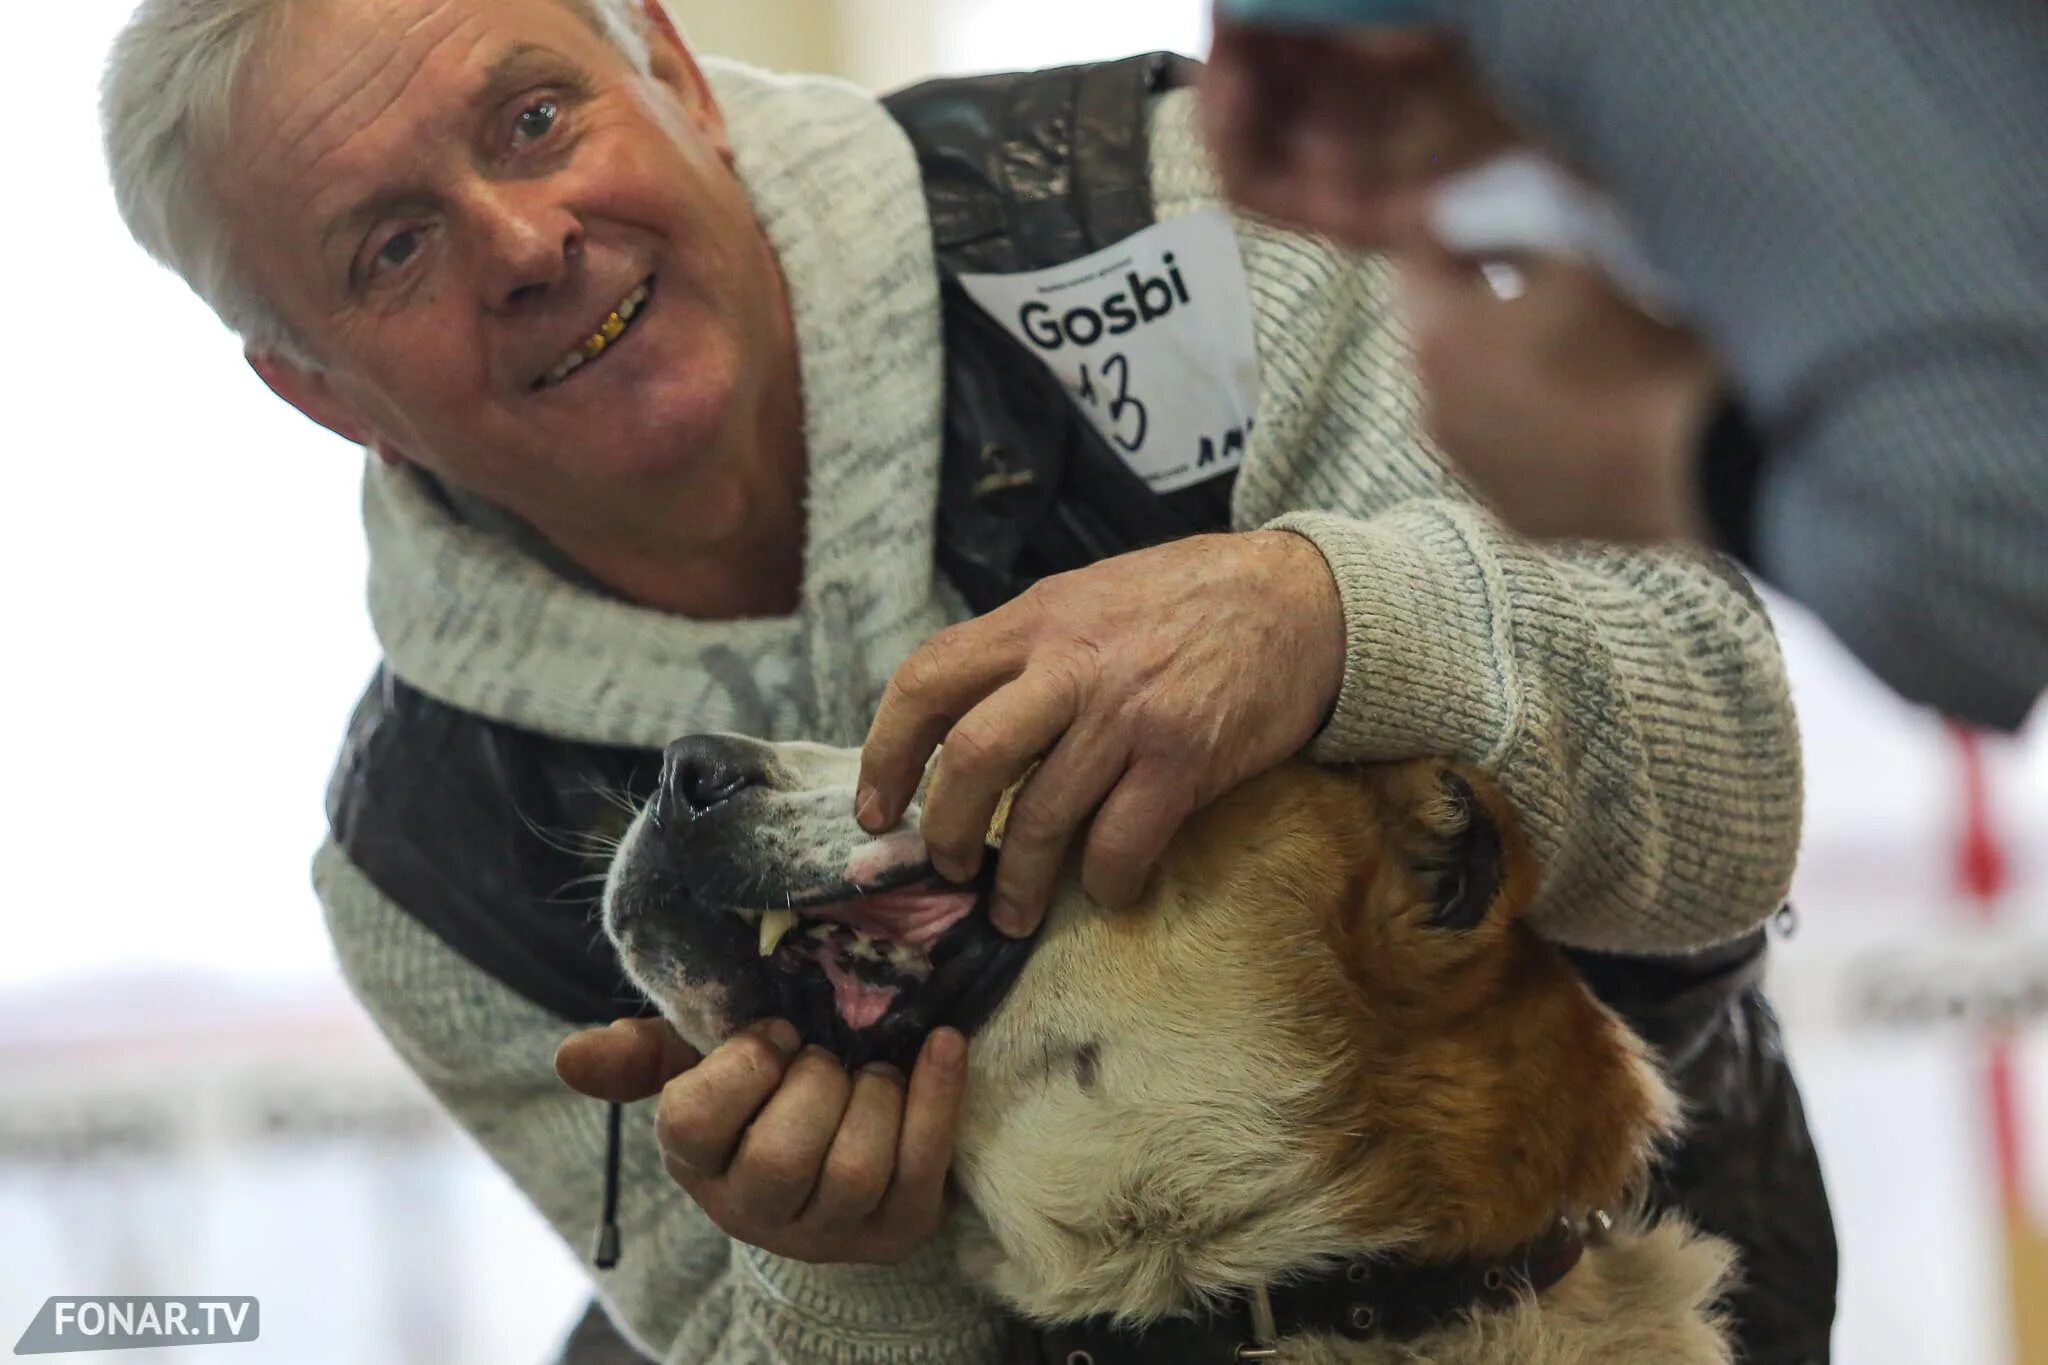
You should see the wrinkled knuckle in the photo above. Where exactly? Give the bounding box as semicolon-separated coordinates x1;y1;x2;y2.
655;1115;702;1166
1049;641;1103;695
655;1096;712;1161
1013;576;1061;622
722;1033;786;1082
660;1148;710;1193
901;630;966;696
1002;799;1069;853
1134;734;1194;779
1145;724;1215;781
875;671;915;719
1089;817;1160;872
939;714;1004;778
742;1144;816;1201
823;1153;891;1208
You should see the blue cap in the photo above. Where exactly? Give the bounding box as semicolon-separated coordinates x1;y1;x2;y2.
1215;0;1435;26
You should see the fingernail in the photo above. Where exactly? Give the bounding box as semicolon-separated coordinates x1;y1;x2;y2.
799;1044;842;1069
990;898;1029;938
860;1061;906;1086
754;1019;800;1057
927;1029;966;1072
855;784;886;831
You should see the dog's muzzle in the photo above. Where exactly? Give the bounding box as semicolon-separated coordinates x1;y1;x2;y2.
605;734;1041;1072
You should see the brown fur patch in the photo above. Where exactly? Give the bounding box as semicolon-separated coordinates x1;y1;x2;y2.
1172;761;1671;1261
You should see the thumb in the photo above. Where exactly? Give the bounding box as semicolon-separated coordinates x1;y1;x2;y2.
554;1017;702;1102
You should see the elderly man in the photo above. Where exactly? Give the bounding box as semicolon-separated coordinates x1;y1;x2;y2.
103;0;1828;1361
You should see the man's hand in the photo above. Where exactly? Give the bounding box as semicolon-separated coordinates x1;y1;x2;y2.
1201;15;1522;249
554;1017;967;1265
1393;232;1725;543
856;531;1346;938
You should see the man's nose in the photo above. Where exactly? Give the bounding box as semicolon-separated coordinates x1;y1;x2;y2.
468;183;581;309
659;735;775;817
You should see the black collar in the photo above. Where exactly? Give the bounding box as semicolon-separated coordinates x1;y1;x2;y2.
1016;1215;1595;1365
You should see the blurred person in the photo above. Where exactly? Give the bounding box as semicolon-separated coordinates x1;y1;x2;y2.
101;0;1830;1360
1203;0;2048;731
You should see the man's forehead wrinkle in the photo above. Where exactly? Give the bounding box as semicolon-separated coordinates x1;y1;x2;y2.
256;1;438;159
263;12;500;244
254;2;484;193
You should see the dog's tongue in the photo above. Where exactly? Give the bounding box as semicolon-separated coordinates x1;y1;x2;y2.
806;886;976;950
820;958;900;1030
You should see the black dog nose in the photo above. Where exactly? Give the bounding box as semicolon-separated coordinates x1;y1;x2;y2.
660;734;773;816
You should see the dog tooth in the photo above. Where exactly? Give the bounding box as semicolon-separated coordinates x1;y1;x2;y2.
758;909;797;957
848;934;880;961
806;924;836;942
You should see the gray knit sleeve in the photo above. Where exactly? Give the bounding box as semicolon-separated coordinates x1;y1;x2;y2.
1244;244;1805;954
1267;506;1804;954
312;841;1011;1365
1440;0;2048;729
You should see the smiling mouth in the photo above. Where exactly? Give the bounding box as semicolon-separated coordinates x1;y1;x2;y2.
533;278;652;390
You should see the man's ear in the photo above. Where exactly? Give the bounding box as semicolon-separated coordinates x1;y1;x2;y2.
639;0;730;156
249;350;365;443
1413;768;1510;933
247;349;408;465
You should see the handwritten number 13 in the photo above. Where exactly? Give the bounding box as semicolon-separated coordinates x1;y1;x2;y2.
1077;354;1149;453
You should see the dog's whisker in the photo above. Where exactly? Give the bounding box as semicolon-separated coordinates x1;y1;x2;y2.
566;771;647;818
517;809;627;861
547;872;614;905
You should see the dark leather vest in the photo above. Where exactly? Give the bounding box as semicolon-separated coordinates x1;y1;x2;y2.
327;54;1837;1365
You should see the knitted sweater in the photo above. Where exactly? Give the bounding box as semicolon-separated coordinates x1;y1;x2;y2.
313;60;1802;1365
1437;0;2048;730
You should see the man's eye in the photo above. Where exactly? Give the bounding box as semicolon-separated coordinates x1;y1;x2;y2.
375;230;422;272
514;99;559;143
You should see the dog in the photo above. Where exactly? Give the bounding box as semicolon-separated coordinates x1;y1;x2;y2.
602;734;1737;1363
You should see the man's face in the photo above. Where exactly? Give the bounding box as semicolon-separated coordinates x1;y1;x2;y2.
224;0;779;518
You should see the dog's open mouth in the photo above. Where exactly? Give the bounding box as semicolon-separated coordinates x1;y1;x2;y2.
725;853;1019;1067
747;867;975;1026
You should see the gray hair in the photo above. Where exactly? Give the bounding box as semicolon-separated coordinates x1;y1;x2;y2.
101;0;658;364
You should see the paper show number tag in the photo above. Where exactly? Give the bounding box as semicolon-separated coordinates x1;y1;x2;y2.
956;208;1261;495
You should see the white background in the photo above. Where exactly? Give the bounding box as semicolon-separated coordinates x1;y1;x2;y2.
4;4;2044;1363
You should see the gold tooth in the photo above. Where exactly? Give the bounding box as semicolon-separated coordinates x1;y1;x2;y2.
557;298;636;374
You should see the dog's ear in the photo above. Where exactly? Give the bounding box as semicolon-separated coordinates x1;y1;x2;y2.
1411;767;1512;933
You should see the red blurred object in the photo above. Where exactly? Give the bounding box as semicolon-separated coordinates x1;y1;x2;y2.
1950;723;2011;907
